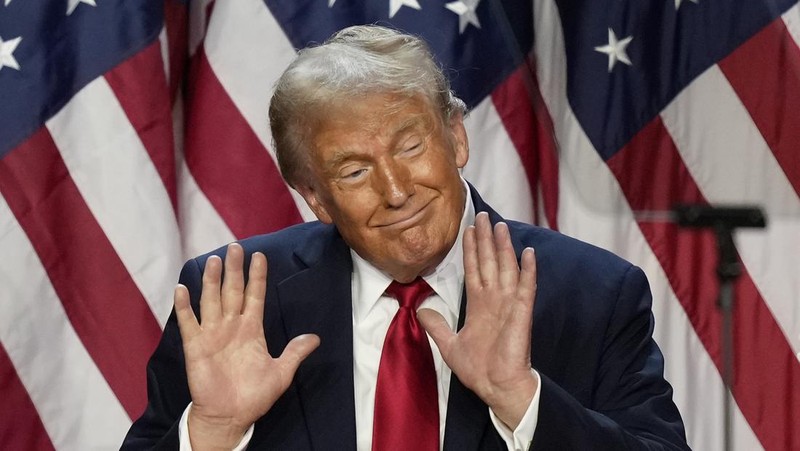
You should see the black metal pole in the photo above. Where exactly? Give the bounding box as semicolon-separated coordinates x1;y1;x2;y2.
673;204;765;451
715;224;740;451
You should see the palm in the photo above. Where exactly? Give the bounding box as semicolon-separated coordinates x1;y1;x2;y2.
441;289;532;397
418;213;537;428
173;243;319;444
182;302;283;426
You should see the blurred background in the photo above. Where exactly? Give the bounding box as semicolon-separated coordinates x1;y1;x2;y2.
0;0;798;449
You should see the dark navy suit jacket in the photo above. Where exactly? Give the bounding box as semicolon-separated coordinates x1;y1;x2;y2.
122;188;688;450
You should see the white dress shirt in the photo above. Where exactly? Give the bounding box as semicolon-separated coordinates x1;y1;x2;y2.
179;181;540;450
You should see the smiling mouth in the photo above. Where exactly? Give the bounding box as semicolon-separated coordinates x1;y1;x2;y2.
377;200;434;229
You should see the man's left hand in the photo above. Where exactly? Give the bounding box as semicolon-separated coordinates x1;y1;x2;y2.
418;212;538;429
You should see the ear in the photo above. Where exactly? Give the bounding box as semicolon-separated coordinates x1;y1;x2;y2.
448;112;469;168
295;184;334;224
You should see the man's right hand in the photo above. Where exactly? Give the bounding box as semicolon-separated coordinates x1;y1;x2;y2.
174;242;320;451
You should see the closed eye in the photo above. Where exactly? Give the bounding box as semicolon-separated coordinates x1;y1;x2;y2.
400;142;423;157
340;167;368;182
346;168;367;178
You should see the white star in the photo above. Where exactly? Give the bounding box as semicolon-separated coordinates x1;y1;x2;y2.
445;0;481;34
594;28;633;72
4;0;12;6
0;35;22;71
388;0;421;18
67;0;96;16
328;0;335;7
674;0;699;10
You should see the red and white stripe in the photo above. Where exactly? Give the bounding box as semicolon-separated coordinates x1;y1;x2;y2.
1;0;798;449
0;4;184;448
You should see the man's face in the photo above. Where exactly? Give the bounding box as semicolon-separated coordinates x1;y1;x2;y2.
297;93;469;282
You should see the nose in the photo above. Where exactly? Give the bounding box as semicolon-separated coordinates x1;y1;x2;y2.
376;159;413;208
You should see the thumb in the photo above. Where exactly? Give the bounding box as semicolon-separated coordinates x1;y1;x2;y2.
278;334;321;376
417;308;455;356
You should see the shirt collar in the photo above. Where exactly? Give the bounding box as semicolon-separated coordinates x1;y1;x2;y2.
351;179;475;322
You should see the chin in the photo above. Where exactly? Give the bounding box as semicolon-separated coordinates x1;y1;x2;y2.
398;241;448;273
362;225;455;277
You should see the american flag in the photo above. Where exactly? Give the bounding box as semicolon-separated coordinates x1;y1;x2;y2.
0;0;798;449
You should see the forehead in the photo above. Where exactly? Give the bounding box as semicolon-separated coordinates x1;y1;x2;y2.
310;93;439;150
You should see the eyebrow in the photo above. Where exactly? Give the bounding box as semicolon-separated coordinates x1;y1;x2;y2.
326;150;362;169
390;113;430;137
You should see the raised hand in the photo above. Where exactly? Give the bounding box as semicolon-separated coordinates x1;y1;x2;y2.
173;243;320;450
418;212;537;429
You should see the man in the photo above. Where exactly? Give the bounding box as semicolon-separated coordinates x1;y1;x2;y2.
123;25;688;450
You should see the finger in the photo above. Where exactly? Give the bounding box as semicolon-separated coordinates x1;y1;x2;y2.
463;225;481;294
494;222;519;289
221;243;245;317
474;212;498;286
243;252;268;319
516;247;537;312
418;308;456;359
174;284;201;341
499;249;536;364
199;255;223;325
277;334;321;385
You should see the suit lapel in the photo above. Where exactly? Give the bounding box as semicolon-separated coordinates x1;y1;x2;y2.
277;227;358;449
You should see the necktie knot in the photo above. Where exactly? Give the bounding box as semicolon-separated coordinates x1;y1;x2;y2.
385;277;433;310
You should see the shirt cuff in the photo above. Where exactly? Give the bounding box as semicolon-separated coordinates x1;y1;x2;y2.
178;402;255;451
488;369;541;451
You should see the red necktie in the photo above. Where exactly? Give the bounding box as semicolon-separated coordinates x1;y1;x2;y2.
372;278;439;451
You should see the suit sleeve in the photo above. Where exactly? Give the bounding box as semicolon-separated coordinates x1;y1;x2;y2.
120;258;204;450
531;265;689;450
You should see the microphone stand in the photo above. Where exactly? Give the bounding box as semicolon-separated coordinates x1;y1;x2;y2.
672;204;766;451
